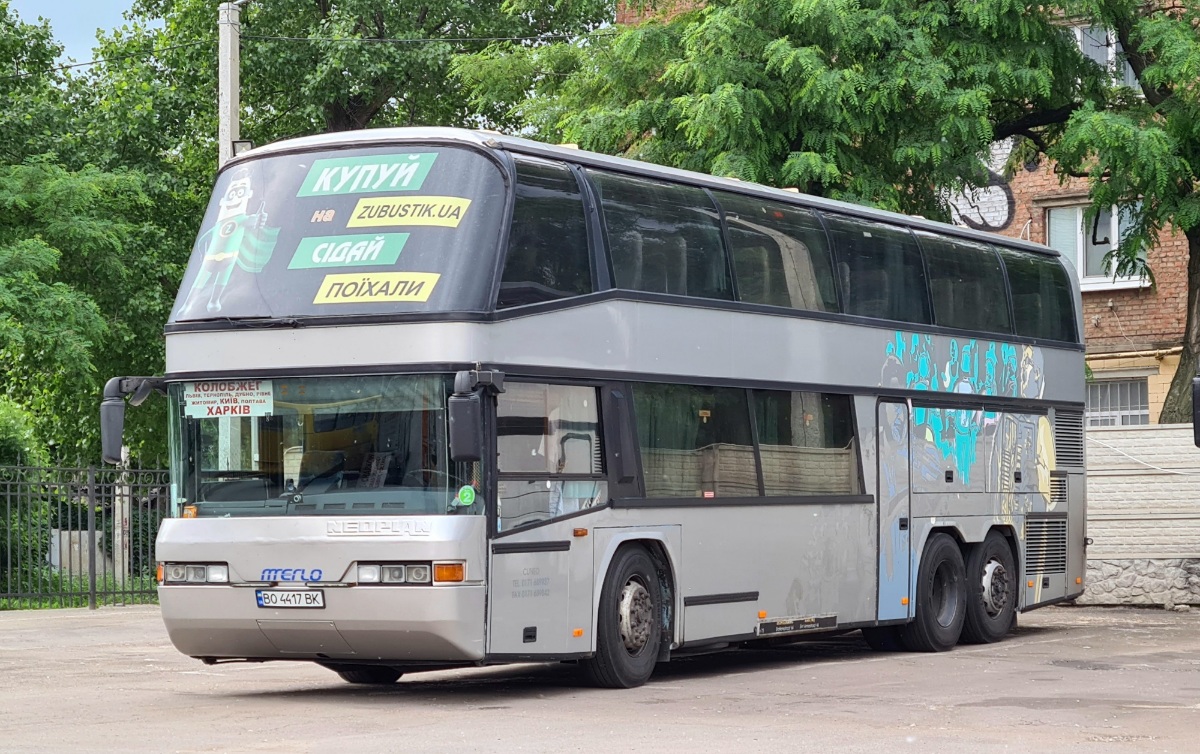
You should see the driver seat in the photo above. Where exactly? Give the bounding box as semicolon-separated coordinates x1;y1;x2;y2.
298;450;345;493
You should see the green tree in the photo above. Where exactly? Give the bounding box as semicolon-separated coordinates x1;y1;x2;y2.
0;0;68;163
0;160;156;461
95;0;613;159
1049;0;1200;422
457;0;1093;216
461;0;1200;422
0;1;174;463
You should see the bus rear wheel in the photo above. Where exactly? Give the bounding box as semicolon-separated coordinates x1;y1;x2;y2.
961;531;1017;644
581;545;662;689
901;533;966;652
329;665;403;685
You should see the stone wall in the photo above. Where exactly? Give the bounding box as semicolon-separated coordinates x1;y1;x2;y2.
1078;425;1200;606
1082;559;1200;608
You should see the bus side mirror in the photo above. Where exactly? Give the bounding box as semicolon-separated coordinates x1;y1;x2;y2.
448;393;483;463
100;376;165;465
101;378;127;465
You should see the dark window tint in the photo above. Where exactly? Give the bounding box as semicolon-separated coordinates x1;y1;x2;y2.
633;384;756;498
999;249;1078;342
823;214;931;324
589;171;731;300
171;146;507;322
754;391;859;495
916;232;1012;334
715;192;838;311
498;160;592;308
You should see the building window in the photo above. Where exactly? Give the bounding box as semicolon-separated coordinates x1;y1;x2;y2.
1074;25;1138;89
1046;204;1144;291
1086;379;1150;426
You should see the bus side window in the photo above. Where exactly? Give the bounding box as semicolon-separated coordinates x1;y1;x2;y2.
587;169;732;302
496;383;607;530
632;384;758;499
498;159;592;309
715;191;838;312
916;232;1012;335
753;390;860;496
822;213;931;324
999;249;1078;343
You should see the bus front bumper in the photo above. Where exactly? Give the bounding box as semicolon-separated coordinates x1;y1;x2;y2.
159;584;487;663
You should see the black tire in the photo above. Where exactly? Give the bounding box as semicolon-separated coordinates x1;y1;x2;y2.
901;533;967;652
332;665;403;685
861;625;905;651
961;531;1018;644
581;546;663;689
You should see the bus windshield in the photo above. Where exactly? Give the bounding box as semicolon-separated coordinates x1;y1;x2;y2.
167;374;480;517
169;145;507;323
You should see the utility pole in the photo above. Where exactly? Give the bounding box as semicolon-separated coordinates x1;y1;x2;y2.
218;1;246;167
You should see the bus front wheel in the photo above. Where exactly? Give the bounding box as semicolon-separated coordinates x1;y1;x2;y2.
582;545;662;689
961;531;1017;644
901;533;966;652
329;665;403;685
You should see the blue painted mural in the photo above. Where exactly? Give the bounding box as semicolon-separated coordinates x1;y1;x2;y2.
880;331;1050;493
875;330;1057;621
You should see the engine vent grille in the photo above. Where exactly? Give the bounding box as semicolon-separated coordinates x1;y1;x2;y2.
1025;518;1068;574
1050;476;1068;508
1054;410;1084;467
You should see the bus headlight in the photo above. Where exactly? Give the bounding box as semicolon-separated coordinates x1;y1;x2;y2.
160;563;230;584
354;562;448;585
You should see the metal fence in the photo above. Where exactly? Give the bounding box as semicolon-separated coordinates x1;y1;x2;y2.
0;465;169;610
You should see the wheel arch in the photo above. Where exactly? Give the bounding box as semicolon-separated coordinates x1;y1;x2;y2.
592;530;679;657
960;522;1022;574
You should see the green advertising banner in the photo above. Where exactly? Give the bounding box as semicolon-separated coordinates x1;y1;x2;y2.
297;153;438;197
287;233;410;269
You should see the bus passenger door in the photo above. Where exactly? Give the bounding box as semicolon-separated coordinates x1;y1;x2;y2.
486;382;606;657
876;400;911;621
487;521;595;657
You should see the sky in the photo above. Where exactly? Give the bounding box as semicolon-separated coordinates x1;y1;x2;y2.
10;0;135;63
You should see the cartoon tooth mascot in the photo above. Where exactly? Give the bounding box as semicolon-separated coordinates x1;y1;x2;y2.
183;168;280;315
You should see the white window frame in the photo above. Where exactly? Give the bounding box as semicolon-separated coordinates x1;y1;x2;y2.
1073;25;1139;89
1046;204;1147;292
1085;377;1150;427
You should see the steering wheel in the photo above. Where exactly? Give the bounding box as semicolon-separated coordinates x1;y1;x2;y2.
400;468;460;488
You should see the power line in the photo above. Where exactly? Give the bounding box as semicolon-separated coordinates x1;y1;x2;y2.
1;30;612;85
0;40;210;84
241;31;614;45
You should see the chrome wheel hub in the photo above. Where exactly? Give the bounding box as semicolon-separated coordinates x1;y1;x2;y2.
981;558;1010;616
618;578;653;653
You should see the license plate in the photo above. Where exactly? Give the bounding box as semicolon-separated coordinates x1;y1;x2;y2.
255;589;325;609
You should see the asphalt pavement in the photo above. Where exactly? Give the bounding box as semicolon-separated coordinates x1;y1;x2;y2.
1;604;1198;753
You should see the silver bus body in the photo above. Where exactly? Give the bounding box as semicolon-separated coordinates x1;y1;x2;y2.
142;128;1085;685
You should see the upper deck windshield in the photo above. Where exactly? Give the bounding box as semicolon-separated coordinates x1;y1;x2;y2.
167;374;481;517
169;145;507;323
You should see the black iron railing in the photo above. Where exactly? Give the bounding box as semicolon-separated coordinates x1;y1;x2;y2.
0;466;169;610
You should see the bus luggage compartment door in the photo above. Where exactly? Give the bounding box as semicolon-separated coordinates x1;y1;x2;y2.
877;400;912;621
487;524;594;656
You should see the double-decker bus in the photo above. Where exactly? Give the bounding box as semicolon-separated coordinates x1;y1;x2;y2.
102;128;1086;688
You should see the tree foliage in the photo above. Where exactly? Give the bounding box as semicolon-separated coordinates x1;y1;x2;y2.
459;0;1200;421
457;0;1093;217
1050;0;1200;421
0;2;171;462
